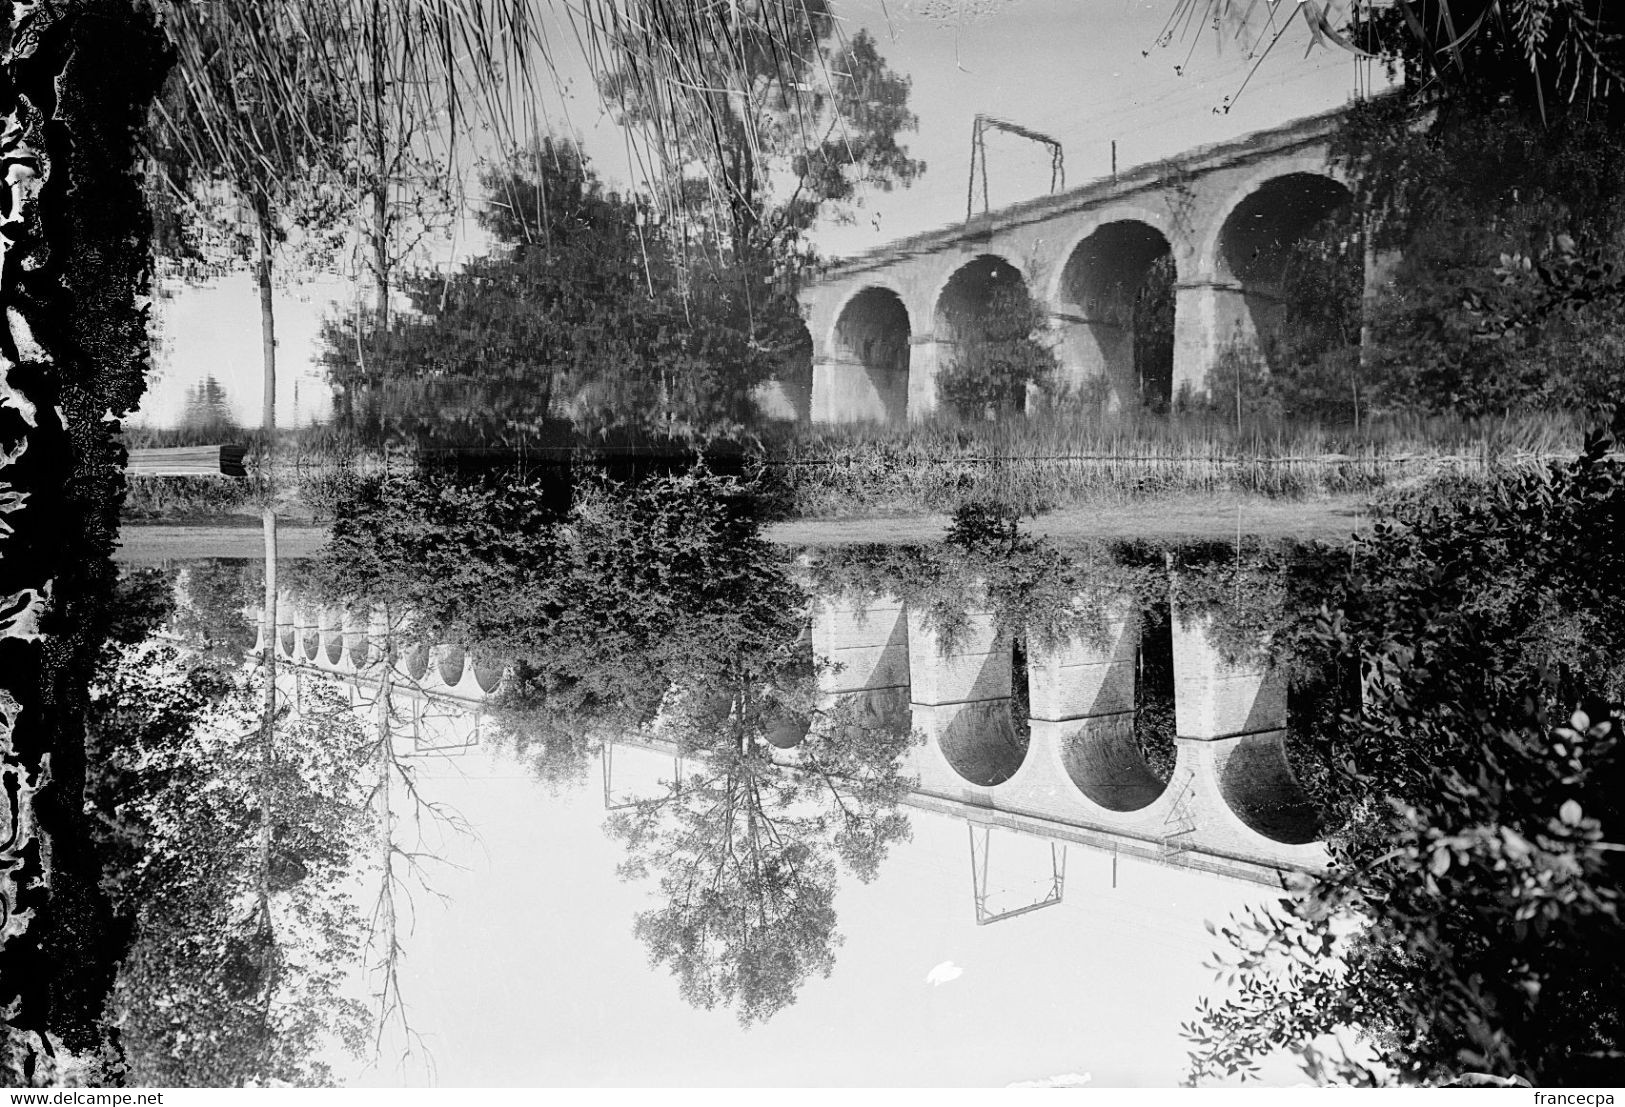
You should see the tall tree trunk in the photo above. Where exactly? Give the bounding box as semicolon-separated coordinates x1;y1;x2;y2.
372;184;390;334
368;0;390;336
255;197;277;440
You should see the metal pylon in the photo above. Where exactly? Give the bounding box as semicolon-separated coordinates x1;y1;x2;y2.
601;741;684;812
968;824;1067;925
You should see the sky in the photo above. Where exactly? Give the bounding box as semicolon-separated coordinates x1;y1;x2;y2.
134;0;1378;431
338;742;1301;1088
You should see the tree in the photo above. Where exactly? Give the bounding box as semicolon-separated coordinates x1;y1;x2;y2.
1169;2;1625;417
591;3;923;256
1180;1;1624;118
153;0;562;443
89;640;373;1086
150;0;356;440
1183;426;1625;1086
322;143;779;444
585;0;924;359
1336;97;1625;416
937;279;1059;419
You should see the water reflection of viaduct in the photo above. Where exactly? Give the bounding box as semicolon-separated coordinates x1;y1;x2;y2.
798;105;1377;422
806;589;1325;886
248;594;507;754
251;584;1327;884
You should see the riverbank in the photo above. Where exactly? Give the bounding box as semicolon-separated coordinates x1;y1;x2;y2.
113;492;1376;563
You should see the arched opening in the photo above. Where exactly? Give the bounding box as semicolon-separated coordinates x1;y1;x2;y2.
1058;222;1177;409
1216;174;1362;412
934;255;1052;418
1061;715;1166;812
763;704;811;749
1134;591;1178;781
400;643;429;682
344;615;373;669
831;287;911;422
1217;731;1321;844
473;660;505;694
938;700;1028;786
322;610;344;665
436;645;466;686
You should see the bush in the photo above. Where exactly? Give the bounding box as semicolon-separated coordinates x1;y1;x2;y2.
120;476;252;521
937;280;1058;419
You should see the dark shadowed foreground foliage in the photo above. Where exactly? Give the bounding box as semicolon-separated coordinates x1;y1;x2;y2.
1185;425;1625;1086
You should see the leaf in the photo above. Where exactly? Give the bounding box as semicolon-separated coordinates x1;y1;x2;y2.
1560;799;1582;826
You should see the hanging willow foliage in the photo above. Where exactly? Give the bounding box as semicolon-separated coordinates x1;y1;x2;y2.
1162;1;1622;118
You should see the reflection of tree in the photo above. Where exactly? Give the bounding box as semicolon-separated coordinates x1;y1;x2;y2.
815;503;1151;657
350;610;475;1080
609;691;914;1026
91;642;371;1086
316;463;799;766
316;461;917;1024
92;546;476;1083
166;559;261;662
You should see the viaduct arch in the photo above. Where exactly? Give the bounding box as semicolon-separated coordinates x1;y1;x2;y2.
800;106;1368;421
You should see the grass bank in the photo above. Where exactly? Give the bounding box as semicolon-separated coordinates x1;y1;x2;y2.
765;409;1587;517
117;409;1590;525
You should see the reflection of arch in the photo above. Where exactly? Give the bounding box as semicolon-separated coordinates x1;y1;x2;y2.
937;700;1028;786
435;645;466;686
322;609;344;665
400;643;429;682
343;612;373;669
1217;731;1320;844
815;688;909;751
1057;221;1176;407
473;660;505;694
764;710;810;749
830;286;911;422
1060;714;1167;812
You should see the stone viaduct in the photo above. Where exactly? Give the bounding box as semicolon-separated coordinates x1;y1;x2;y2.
245;576;1325;885
797;103;1369;422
